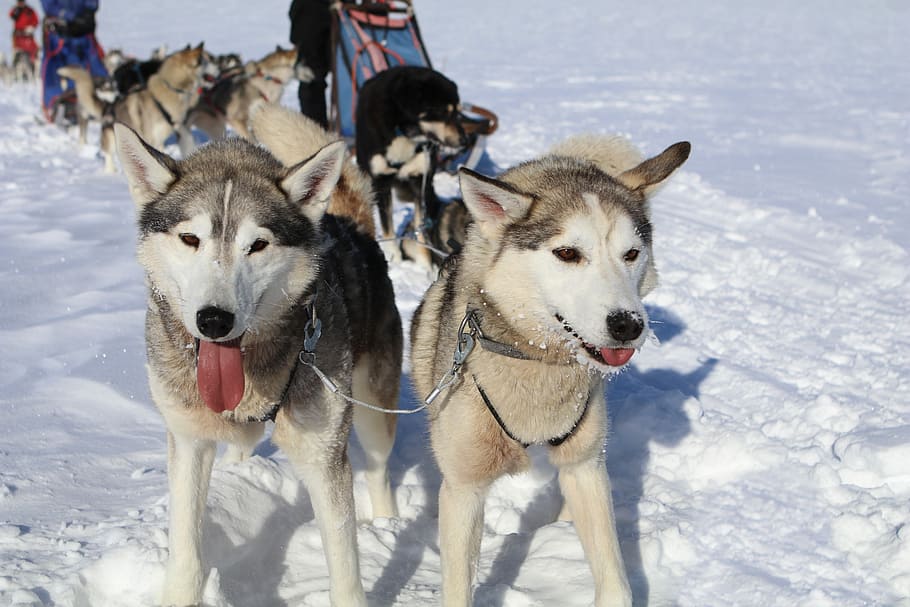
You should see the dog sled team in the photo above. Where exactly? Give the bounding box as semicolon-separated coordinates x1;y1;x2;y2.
17;1;693;605
57;42;301;172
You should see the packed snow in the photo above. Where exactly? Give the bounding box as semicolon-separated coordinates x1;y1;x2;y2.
1;1;908;605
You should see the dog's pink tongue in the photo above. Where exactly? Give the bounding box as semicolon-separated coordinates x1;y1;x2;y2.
197;340;244;413
601;347;635;367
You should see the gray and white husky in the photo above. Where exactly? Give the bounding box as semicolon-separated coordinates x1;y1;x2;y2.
115;104;402;607
410;134;690;606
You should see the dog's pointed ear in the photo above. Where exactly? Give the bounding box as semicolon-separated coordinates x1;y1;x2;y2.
616;141;691;196
114;122;178;208
459;168;533;238
282;140;346;224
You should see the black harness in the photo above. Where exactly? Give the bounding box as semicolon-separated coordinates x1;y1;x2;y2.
151;78;197;142
473;377;589;448
252;294;322;423
151;95;182;143
465;309;589;448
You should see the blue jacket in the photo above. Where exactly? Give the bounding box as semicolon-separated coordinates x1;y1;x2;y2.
41;0;99;20
40;0;105;119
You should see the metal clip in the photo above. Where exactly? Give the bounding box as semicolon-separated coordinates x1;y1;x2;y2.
423;311;477;406
425;367;457;405
454;310;477;366
454;333;474;366
303;316;322;354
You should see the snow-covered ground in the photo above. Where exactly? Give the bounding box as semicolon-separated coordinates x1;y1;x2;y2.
1;1;908;605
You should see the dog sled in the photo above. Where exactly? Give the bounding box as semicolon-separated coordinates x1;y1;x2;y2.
329;0;497;171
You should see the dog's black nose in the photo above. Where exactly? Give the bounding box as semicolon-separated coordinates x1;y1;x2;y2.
607;311;643;343
196;306;235;339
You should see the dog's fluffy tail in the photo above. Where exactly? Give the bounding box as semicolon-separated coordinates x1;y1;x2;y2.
549;134;644;177
250;104;376;236
57;66;107;120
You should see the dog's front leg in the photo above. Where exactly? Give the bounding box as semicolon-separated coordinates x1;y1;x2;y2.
162;431;216;607
552;387;632;607
438;478;489;607
77;115;88;146
558;458;632;607
297;457;366;606
275;412;367;607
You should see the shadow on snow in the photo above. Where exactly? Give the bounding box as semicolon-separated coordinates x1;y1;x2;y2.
200;305;713;606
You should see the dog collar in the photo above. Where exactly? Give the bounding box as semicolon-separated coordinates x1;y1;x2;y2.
159;76;194;97
254;69;284;86
464;308;532;361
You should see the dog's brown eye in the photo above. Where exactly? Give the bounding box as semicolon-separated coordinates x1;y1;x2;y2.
623;248;640;262
553;248;580;263
180;233;200;249
249;239;269;254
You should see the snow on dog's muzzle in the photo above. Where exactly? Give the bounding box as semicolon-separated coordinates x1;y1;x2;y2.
557;311;640;368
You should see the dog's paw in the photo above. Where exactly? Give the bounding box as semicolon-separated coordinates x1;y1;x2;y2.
369;153;399;177
396;151;430;179
385;136;418;164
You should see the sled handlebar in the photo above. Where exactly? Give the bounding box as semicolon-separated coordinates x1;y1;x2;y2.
332;1;413;17
459;103;499;136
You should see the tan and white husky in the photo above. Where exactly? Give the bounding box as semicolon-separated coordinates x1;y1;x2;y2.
410;134;690;606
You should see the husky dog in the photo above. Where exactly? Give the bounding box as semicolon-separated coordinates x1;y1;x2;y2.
103;47;128;75
97;44;218;172
12;50;36;83
111;56;163;95
410;135;691;606
189;46;298;141
0;53;10;85
55;66;118;144
151;44;169;61
427;196;470;256
216;52;244;72
114;102;402;606
355;65;468;265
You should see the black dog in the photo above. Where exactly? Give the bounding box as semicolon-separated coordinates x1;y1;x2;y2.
355;65;467;264
112;58;162;95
